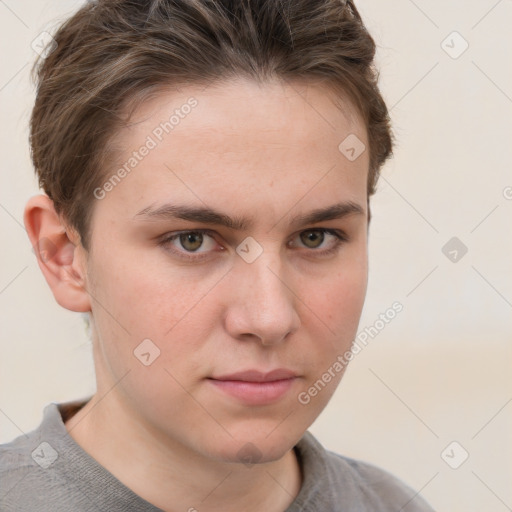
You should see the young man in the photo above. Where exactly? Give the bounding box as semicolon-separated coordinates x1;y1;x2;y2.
1;1;434;510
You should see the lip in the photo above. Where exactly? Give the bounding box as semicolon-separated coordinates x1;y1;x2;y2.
211;369;297;382
208;369;298;405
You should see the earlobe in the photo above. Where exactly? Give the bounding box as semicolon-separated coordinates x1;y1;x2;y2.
24;194;91;313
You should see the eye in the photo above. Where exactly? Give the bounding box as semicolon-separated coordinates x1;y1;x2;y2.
178;232;207;252
159;227;348;261
291;228;348;256
300;229;325;249
160;229;220;259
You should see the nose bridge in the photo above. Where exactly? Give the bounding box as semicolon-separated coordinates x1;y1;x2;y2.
245;249;287;305
227;243;300;343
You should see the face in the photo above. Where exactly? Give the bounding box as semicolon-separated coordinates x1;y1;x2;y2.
83;77;369;464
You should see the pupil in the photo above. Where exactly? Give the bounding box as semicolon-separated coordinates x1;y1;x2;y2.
301;230;324;248
180;232;203;251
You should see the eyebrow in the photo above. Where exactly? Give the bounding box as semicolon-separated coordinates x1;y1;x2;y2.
133;200;364;231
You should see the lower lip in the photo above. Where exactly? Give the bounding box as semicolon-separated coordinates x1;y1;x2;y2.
209;378;296;405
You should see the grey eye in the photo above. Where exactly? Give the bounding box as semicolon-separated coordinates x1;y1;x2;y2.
179;232;204;251
299;230;325;249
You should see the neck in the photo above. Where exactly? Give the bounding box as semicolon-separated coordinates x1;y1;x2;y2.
64;394;302;512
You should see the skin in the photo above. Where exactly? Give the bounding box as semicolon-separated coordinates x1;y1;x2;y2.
24;77;370;512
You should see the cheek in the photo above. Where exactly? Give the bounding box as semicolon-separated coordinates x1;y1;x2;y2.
85;251;229;400
305;257;367;335
85;253;216;408
325;269;367;332
295;256;368;388
88;243;222;337
292;267;367;418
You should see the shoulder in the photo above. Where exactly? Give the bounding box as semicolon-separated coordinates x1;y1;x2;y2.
0;400;160;512
0;421;53;510
0;402;91;512
328;451;434;511
293;432;435;512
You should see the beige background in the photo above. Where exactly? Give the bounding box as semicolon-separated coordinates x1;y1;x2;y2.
1;1;511;510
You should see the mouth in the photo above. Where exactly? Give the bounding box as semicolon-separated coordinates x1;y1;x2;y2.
207;369;299;405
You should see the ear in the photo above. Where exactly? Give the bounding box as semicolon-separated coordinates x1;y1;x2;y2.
24;194;91;312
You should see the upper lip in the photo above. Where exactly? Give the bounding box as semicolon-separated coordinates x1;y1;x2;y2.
210;369;297;382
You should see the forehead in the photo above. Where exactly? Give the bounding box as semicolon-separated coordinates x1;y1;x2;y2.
98;78;369;221
119;77;365;147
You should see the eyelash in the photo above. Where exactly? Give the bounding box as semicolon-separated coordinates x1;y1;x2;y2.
159;228;348;261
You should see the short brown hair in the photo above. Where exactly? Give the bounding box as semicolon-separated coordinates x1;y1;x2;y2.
30;0;393;250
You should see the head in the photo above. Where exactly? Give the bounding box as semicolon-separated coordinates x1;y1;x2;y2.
25;0;392;464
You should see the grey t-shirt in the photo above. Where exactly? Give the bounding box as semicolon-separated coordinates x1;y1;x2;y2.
0;399;434;511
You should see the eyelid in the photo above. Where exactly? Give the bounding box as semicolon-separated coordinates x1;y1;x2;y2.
158;228;218;254
288;228;348;255
159;227;348;260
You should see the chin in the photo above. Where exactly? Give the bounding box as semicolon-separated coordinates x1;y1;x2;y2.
204;425;304;466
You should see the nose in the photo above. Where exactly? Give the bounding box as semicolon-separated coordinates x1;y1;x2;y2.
224;249;301;346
